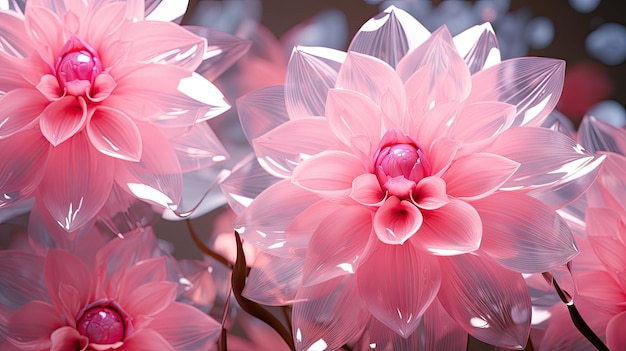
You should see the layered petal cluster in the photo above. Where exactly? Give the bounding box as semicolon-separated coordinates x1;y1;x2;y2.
539;117;626;350
227;6;604;350
0;227;221;350
0;0;249;233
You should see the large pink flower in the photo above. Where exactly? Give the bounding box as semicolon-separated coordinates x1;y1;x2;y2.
226;6;604;350
0;227;221;350
0;0;249;232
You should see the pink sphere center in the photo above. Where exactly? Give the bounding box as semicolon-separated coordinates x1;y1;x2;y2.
76;306;125;344
55;36;102;95
375;143;427;198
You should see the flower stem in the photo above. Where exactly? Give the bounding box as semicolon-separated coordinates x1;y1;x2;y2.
552;278;609;351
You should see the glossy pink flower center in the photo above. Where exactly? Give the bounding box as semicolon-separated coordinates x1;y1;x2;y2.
76;306;125;344
56;36;102;96
375;143;427;198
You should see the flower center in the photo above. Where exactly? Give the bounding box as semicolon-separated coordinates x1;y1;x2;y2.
56;36;102;96
375;131;428;199
76;306;125;345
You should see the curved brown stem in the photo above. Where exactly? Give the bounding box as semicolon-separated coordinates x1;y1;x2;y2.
185;219;233;269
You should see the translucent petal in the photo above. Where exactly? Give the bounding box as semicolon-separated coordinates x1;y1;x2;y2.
0;53;35;94
373;196;423;245
149;302;221;351
7;300;63;350
23;5;63;63
443;153;519;201
124;21;206;71
39;132;114;232
586;208;626;279
39;96;88;146
292;150;366;203
348;6;430;68
237;85;290;147
488;127;604;208
448;102;516;144
285;45;345;119
607;310;626;350
326;88;382;154
0;128;49;208
115;124;182;211
577;271;626;315
412;176;449;210
285;200;346;257
122;328;175;351
0;11;32;58
44;249;93;318
474;192;578;273
397;26;472;106
357;242;440;337
50;326;89;351
87;106;142;162
219;156;280;215
252;117;335;178
350;173;385;206
302;206;373;286
293;275;369;351
578;115;626;155
83;2;127;52
425;137;460;176
467;57;565;127
186;26;251;80
144;0;188;23
588;153;626;211
233;180;320;256
0;251;48;310
438;254;531;350
123;281;177;318
453;23;500;74
243;253;303;306
166;121;229;172
412;198;481;257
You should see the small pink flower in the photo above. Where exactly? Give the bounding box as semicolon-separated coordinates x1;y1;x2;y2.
0;228;221;350
0;0;249;233
227;6;604;350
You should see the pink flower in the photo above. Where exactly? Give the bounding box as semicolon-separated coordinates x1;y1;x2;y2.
0;228;221;350
0;0;249;233
226;6;604;350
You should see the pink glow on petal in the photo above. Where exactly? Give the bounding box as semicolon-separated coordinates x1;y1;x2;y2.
40;96;88;146
438;255;531;350
24;5;64;63
350;173;386;206
44;249;93;318
449;102;516;143
149;302;221;351
302;206;374;286
0;89;47;138
412;176;449;210
357;243;440;337
243;253;304;306
50;326;89;351
121;328;174;351
374;196;423;245
292;150;366;203
607;310;626;350
87;106;142;162
443;153;519;201
7;300;64;350
412;198;481;256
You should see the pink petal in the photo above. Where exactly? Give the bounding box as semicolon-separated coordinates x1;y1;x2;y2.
7;300;64;350
40;96;88;146
438;254;531;350
467;57;565;127
234;180;320;255
36;74;63;100
237;85;290;146
0;128;49;207
292;276;369;351
86;106;142;162
350;173;385;206
0;251;48;310
121;328;174;351
588;153;626;211
357;243;440;337
586;208;626;278
252;117;336;178
285;200;347;256
0;88;47;138
50;326;88;351
243;253;303;306
411;176;449;210
578;115;626;155
373;196;423;245
474;191;578;273
412;100;457;148
219;157;280;215
487;126;604;208
577;271;626;315
292;150;366;203
82;2;126;55
302;206;374;286
186;26;251;80
0;11;33;58
453;23;500;74
44;249;93;319
115;124;182;211
166;122;229;172
411;198;482;256
448;102;516;144
425;137;460;176
336;52;406;122
397;26;471;105
116;256;169;299
607;311;626;350
325;88;382;154
123;21;206;71
23;5;63;63
443;153;519;200
39;131;114;232
149;302;221;351
285;45;345;119
88;72;117;102
348;6;430;68
122;281;177;319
